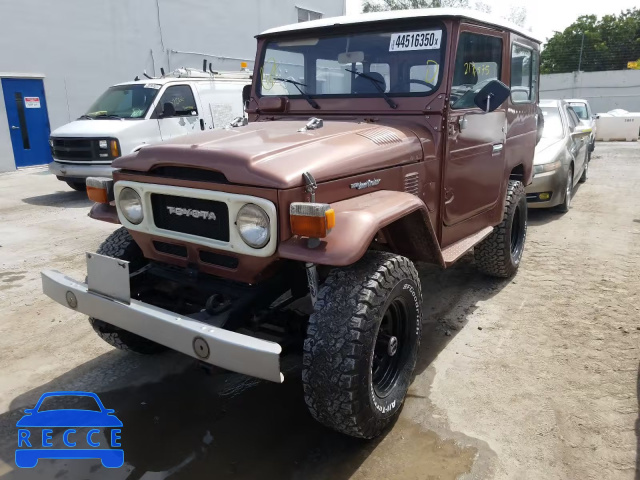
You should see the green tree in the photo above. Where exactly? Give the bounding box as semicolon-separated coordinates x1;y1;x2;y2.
540;8;640;74
362;0;469;13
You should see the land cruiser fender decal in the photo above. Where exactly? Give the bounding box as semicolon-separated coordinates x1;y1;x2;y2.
279;190;444;267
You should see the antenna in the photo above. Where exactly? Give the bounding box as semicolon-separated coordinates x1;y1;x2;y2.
160;67;165;77
143;71;152;79
203;59;207;72
209;62;219;75
134;75;140;81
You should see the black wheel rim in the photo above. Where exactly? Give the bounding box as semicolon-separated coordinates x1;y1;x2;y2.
510;204;525;260
372;298;409;397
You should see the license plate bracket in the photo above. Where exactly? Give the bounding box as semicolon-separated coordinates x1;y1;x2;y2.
86;252;131;304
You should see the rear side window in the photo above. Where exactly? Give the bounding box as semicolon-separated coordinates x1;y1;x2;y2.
158;85;198;116
569;102;589;120
450;32;503;109
510;43;535;103
566;106;580;130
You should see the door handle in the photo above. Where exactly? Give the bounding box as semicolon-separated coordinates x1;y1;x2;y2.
492;143;504;154
11;125;19;130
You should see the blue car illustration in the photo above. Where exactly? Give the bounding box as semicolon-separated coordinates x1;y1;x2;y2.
15;391;123;468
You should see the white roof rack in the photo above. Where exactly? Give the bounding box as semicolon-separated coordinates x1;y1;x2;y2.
259;8;541;44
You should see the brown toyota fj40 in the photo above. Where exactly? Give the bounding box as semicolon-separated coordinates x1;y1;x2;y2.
42;9;542;438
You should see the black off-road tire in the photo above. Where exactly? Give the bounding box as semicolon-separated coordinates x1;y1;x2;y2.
302;252;422;439
474;180;527;278
89;227;165;354
66;180;86;191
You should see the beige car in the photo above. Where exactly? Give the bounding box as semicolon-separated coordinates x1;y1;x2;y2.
526;99;591;212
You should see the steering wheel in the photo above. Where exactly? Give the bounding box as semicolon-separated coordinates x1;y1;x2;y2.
399;79;436;91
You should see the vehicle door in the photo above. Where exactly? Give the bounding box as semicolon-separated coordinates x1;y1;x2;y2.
444;26;507;226
565;106;587;183
154;84;201;141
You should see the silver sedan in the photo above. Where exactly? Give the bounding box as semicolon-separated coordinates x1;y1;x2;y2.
526;99;591;212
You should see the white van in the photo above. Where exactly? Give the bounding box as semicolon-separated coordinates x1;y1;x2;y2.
49;68;251;190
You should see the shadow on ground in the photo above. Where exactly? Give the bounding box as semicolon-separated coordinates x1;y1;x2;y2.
21;190;91;209
0;256;507;480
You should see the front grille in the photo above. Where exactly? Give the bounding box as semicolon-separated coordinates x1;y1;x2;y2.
51;137;112;162
151;194;230;241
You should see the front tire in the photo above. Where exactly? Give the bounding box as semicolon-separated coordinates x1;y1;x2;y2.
557;166;573;213
474;180;527;278
89;227;165;355
302;252;422;439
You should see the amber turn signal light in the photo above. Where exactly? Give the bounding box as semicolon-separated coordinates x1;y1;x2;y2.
86;177;114;204
290;202;335;238
110;139;120;158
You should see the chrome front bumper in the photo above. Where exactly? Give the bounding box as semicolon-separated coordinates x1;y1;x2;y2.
49;161;115;179
41;270;283;383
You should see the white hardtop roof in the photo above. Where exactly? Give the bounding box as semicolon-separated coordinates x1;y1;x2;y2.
115;70;251;87
260;8;541;43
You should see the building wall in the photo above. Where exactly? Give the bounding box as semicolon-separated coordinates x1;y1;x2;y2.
0;0;344;172
540;70;640;114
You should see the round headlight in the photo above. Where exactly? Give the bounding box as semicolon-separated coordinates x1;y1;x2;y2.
118;187;144;225
236;204;270;249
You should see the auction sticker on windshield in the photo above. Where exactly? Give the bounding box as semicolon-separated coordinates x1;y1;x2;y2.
389;30;442;52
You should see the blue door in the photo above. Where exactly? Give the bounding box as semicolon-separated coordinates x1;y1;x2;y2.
2;78;52;168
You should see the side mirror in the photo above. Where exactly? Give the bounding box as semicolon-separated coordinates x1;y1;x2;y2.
161;102;176;118
242;85;251;110
473;79;510;113
572;124;592;135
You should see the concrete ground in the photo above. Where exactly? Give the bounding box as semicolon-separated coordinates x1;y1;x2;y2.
0;143;638;479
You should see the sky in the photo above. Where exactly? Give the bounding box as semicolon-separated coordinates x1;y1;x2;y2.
345;0;639;43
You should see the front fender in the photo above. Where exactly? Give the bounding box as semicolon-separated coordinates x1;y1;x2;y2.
278;190;443;267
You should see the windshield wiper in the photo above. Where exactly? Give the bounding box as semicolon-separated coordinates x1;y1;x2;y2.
274;77;320;109
94;114;123;120
78;114;94;120
345;69;398;109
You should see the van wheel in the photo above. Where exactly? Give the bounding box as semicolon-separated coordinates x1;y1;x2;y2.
302;252;422;439
66;180;86;191
474;180;527;278
89;228;165;354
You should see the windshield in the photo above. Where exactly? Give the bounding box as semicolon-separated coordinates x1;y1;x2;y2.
84;84;160;119
259;26;445;101
541;106;565;139
568;102;588;120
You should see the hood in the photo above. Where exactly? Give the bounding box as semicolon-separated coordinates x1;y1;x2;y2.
51;119;139;137
113;120;423;189
534;137;565;165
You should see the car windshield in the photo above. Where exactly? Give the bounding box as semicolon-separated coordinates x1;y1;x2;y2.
259;25;445;100
37;395;101;412
541;106;565;139
568;102;588;120
83;84;160;119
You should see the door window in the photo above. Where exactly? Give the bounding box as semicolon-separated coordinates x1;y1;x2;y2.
450;32;503;109
13;93;30;149
566;106;579;131
158;85;198;116
510;44;535;103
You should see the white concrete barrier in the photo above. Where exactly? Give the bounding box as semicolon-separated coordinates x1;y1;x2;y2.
595;113;639;142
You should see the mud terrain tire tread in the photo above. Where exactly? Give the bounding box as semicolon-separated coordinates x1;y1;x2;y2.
474;180;527;278
302;252;422;439
89;227;165;354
